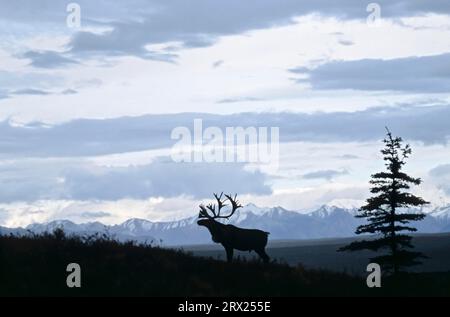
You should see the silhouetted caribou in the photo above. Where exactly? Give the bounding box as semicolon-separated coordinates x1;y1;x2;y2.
197;193;270;263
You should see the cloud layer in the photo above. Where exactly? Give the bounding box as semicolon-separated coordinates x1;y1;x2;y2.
22;50;79;69
302;169;348;180
1;104;450;159
0;157;271;203
291;53;450;92
4;0;450;65
1;1;450;225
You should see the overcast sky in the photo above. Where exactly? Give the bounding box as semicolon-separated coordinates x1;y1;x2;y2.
1;1;450;227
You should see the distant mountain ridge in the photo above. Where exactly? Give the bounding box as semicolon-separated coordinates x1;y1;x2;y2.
2;204;450;246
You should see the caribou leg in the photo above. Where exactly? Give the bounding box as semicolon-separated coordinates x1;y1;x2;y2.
225;246;234;263
255;249;270;263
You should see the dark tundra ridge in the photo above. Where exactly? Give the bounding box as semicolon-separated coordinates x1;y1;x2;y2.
1;231;449;296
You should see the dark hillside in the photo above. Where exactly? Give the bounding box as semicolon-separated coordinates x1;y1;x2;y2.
1;232;449;296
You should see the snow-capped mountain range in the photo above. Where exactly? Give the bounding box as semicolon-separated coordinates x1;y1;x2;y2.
2;204;450;246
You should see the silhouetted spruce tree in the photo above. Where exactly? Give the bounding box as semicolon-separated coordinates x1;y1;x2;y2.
339;128;429;274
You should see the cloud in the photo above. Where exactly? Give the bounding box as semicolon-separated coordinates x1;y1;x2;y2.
1;104;450;159
80;211;111;218
429;164;450;195
75;78;103;89
0;208;10;223
4;1;449;63
0;157;271;203
429;164;450;177
0;71;70;98
334;154;360;160
0;71;63;90
212;60;224;68
20;209;45;216
22;50;79;68
68;29;179;62
217;97;263;104
0;90;9;99
5;88;77;98
62;158;271;200
302;169;348;180
290;53;450;93
61;89;78;95
337;39;354;46
12;88;50;96
3;1;450;26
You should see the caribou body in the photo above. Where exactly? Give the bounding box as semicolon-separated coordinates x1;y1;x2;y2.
197;193;270;263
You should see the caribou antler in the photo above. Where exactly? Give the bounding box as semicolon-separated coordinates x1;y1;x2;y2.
221;194;242;219
198;192;242;220
198;205;211;219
